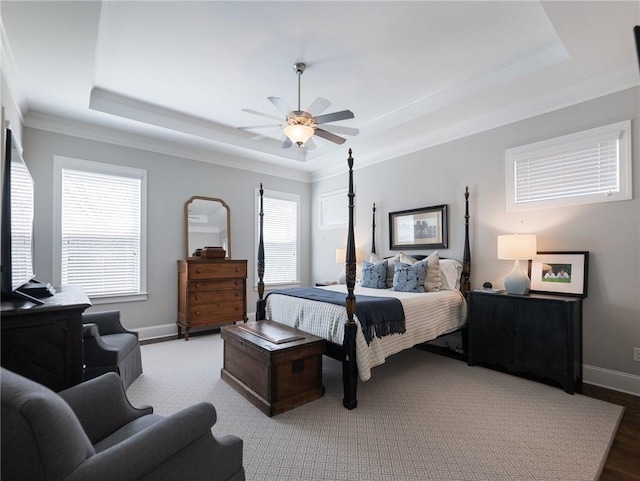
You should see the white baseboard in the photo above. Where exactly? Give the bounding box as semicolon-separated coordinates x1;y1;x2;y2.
138;323;178;341
583;364;640;396
137;323;639;397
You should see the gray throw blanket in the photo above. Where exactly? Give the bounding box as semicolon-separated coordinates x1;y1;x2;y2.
268;287;406;345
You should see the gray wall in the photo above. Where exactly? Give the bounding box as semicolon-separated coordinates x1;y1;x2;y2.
7;74;639;391
312;87;640;387
22;128;312;337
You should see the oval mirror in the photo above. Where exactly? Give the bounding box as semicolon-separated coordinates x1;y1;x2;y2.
185;196;231;259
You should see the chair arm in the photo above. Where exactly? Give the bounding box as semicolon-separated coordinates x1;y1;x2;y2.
59;372;153;445
83;310;138;337
65;403;239;481
83;323;118;351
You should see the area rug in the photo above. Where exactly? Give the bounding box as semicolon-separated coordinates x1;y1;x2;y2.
127;334;624;481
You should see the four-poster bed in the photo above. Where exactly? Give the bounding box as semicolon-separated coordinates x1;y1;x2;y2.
256;149;471;410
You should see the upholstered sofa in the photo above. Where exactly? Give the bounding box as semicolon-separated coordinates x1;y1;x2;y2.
82;310;143;389
1;368;245;481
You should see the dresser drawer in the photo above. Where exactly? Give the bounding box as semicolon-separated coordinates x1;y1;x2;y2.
189;301;245;321
189;262;247;280
189;288;244;305
189;279;244;292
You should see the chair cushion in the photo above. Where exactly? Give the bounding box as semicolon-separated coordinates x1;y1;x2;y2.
1;369;95;481
93;414;164;453
100;333;139;359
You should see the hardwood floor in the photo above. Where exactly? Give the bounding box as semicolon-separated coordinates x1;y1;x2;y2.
576;383;640;481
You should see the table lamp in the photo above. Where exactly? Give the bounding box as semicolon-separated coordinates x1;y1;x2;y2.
497;234;537;295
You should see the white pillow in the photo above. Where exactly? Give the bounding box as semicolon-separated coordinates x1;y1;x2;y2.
440;259;463;290
392;251;441;291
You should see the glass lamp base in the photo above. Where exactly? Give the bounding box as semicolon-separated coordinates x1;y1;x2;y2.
504;259;531;295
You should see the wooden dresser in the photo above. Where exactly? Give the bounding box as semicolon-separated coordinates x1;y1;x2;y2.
177;258;247;340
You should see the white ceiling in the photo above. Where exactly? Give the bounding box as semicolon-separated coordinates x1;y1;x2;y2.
2;1;639;181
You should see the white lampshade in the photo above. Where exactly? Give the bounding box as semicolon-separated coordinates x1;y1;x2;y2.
283;124;314;145
497;234;537;295
335;248;346;264
497;234;537;260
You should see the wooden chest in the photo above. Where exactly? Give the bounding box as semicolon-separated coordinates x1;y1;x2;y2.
221;321;325;416
177;258;247;340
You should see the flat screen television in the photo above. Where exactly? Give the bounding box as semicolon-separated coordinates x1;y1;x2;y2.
1;127;49;304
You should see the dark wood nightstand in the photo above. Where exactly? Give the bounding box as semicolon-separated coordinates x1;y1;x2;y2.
467;289;582;394
315;282;338;287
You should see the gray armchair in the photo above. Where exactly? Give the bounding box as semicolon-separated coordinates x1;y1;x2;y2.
82;310;143;389
1;368;245;481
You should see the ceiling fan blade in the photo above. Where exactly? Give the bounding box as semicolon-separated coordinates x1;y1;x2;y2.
319;124;359;136
242;108;283;122
250;128;283;142
314;128;347;145
306;97;331;116
314;109;355;124
268;97;292;116
238;123;280;131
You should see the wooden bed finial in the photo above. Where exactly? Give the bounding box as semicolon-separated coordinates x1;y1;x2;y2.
257;183;266;321
371;203;376;255
343;149;358;410
462;186;471;297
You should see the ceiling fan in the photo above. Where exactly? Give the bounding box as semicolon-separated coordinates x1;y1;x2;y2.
239;63;358;150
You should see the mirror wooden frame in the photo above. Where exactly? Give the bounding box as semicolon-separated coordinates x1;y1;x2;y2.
184;196;231;259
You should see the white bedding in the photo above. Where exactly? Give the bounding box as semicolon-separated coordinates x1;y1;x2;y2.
265;285;467;381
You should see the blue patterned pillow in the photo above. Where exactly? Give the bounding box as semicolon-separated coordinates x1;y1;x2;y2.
393;260;427;293
361;260;388;289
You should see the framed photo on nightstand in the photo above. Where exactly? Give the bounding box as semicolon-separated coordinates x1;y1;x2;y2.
528;251;589;298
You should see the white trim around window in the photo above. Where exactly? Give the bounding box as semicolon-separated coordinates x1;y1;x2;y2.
254;188;300;288
505;120;632;211
53;156;148;303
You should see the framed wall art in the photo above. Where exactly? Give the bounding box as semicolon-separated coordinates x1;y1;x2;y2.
389;204;448;250
528;251;589;297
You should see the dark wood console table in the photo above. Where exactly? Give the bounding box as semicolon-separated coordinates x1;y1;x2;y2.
1;285;91;391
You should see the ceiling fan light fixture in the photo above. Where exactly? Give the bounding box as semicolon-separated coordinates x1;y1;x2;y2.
283;116;315;145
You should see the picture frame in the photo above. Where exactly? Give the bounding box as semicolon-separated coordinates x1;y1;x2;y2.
528;251;589;298
389;204;448;250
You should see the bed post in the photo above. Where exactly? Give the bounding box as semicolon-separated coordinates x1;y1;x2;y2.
256;183;266;321
461;186;471;297
343;149;358;410
371;202;376;255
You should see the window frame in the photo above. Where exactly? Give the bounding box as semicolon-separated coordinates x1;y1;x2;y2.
53;156;148;303
254;188;300;289
319;188;348;230
505;120;632;211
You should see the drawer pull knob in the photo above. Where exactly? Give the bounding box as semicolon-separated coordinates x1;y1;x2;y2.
196;269;201;274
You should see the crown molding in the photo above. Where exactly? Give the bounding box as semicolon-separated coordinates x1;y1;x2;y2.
24;111;313;183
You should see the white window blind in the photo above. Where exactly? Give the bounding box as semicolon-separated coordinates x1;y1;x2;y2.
57;158;147;299
506;120;632;211
10;159;35;288
258;190;299;285
319;189;348;229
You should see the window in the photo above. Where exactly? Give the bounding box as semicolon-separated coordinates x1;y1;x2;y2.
54;157;147;302
505;120;632;211
319;189;348;229
256;189;299;286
